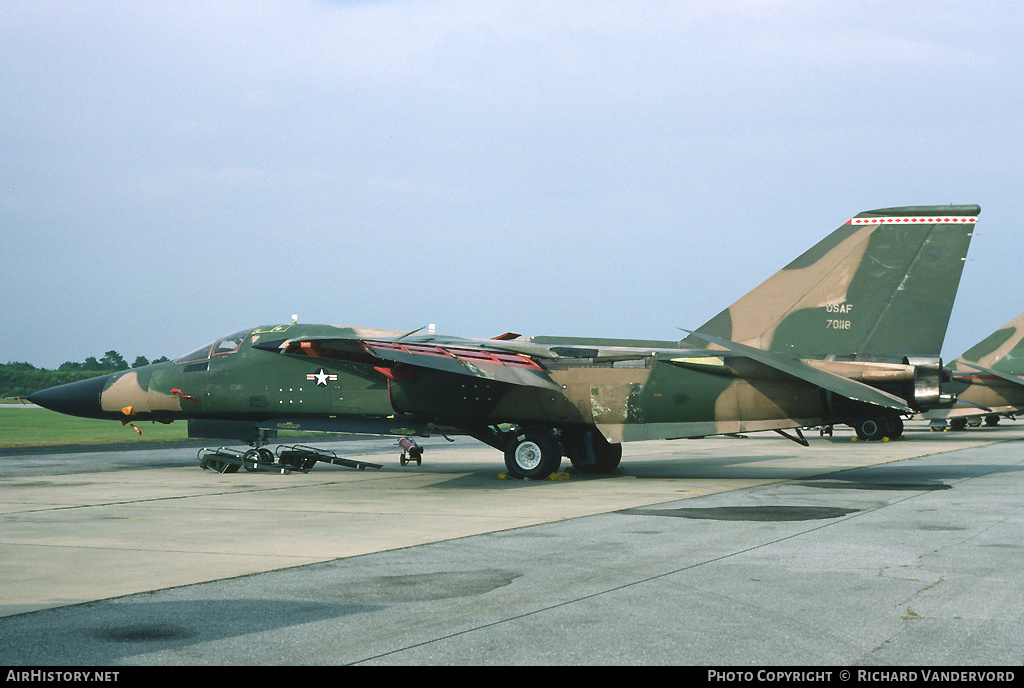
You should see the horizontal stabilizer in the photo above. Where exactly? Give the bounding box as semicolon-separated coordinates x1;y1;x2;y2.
682;330;913;413
952;310;1024;377
957;362;1024;390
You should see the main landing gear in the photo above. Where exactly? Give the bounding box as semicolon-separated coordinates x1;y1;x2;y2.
497;426;623;481
503;428;562;480
851;417;904;442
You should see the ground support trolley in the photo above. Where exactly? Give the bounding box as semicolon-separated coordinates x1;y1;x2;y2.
198;444;383;474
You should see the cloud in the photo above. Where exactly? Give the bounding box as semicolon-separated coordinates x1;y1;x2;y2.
2;1;1022;366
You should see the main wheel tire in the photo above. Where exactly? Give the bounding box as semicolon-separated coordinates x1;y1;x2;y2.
567;433;623;474
504;429;561;480
885;417;904;439
854;419;887;442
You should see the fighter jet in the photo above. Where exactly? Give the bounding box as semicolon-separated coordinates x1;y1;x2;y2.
920;311;1024;430
29;204;979;480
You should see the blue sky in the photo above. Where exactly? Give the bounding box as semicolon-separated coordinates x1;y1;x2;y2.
2;1;1022;368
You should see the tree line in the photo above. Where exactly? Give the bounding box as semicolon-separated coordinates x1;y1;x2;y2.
1;351;170;399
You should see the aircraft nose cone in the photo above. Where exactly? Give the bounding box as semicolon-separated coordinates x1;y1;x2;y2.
27;374;115;419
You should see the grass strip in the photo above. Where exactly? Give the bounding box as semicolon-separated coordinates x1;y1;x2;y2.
0;407;188;447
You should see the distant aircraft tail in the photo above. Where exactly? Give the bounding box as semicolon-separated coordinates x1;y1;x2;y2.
682;205;980;359
950;311;1024;377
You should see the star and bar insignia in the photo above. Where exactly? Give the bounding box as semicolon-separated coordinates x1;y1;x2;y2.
306;369;339;386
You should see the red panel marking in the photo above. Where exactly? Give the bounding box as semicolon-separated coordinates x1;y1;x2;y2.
374;365;416;382
847;215;977;225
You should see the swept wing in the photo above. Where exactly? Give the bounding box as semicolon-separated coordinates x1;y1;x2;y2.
681;330;914;412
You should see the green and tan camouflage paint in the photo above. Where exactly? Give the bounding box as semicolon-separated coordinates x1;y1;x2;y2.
924;311;1024;421
683;205;978;358
35;205;980;455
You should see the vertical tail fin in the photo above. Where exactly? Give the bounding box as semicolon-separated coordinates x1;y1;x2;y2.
683;205;979;359
950;311;1024;377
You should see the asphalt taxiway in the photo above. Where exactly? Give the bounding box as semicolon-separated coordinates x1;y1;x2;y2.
1;424;1022;665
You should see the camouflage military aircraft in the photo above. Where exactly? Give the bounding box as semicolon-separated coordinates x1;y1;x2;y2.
920;311;1024;430
29;204;979;480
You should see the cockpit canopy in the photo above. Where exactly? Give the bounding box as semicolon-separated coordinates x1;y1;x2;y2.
175;329;254;364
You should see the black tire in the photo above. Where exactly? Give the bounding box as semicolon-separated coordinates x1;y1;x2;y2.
504;429;561;480
985;414;1000;427
854;418;887;442
885;417;904;439
568;434;623;474
243;447;273;472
